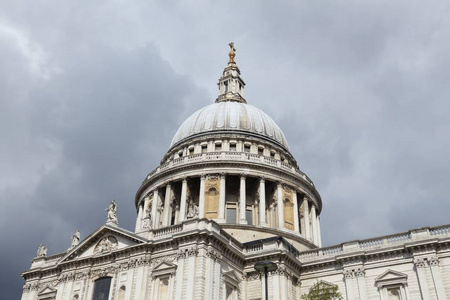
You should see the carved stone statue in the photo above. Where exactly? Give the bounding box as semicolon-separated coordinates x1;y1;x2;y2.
71;230;80;248
142;207;153;230
94;236;118;254
106;200;118;225
187;199;199;219
37;243;47;257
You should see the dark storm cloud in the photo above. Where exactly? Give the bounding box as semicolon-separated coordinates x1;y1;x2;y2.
1;1;449;298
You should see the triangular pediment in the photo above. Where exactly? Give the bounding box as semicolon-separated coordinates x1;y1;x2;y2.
375;270;408;287
151;261;177;277
60;224;147;263
223;270;240;285
317;280;337;288
38;286;56;295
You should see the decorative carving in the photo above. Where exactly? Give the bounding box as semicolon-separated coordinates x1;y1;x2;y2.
94;236;118;254
157;198;164;213
429;256;439;266
106;200;118;225
206;248;222;261
70;230;80;248
355;267;365;277
187;199;199;219
343;269;353;279
415;258;427;268
37;243;47;257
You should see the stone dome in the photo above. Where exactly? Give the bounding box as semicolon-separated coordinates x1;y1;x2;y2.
170;101;289;149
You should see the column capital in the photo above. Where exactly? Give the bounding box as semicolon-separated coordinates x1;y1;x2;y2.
414;258;427;268
220;172;226;179
259;176;266;183
354;267;365;278
240;173;246;180
429;256;439;266
277;181;283;188
200;174;206;180
182;177;188;183
343;269;353;279
166;182;172;188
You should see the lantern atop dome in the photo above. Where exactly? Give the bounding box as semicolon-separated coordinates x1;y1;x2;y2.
216;42;246;104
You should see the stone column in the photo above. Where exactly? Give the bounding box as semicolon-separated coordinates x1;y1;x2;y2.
163;183;172;226
259;178;267;226
218;174;226;223
135;202;143;232
199;175;206;218
415;258;431;300
355;268;368;300
343;269;355;300
303;197;311;241
293;192;300;233
179;178;188;222
277;183;284;229
429;257;446;300
239;175;247;224
311;205;318;245
151;189;159;228
317;215;322;247
174;252;186;300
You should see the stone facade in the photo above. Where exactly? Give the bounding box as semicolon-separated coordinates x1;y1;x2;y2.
21;46;450;299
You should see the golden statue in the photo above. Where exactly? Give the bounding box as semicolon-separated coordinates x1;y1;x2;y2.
228;42;236;63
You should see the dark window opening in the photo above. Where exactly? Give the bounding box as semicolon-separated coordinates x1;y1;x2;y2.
92;277;112;300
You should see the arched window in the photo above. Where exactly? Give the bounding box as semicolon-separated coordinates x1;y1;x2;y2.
92;277;112;300
118;286;126;300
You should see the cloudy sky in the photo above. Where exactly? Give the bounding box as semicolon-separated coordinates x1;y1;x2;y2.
1;1;450;298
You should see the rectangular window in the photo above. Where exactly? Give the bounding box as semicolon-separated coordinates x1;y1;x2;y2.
224;82;228;92
215;143;222;151
258;148;264;156
189;148;194;155
244;145;250;153
158;277;169;299
201;145;207;154
92;277;112;300
387;288;401;300
246;210;253;225
226;208;236;224
230;143;237;151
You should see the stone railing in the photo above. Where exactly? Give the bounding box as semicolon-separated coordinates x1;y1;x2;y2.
153;224;183;237
146;152;315;186
243;236;300;257
299;224;450;262
146;218;243;253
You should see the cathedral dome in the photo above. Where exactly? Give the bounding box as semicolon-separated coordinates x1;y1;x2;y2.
170;101;289;149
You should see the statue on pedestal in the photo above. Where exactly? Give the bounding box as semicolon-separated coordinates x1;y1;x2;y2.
37;243;47;257
106;200;118;225
71;230;80;248
187;199;199;219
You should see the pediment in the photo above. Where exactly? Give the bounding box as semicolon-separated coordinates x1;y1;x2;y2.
223;270;240;285
38;286;57;299
317;280;337;288
375;270;408;287
60;225;147;263
38;286;56;295
152;261;177;277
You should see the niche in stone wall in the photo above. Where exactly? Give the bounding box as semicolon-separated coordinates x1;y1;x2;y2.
283;186;295;230
205;175;220;219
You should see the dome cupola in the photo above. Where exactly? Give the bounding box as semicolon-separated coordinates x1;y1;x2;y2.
135;44;323;251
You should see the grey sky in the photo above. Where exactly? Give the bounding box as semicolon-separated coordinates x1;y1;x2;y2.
1;1;449;298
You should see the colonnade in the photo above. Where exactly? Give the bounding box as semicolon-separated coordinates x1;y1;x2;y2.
136;174;322;246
